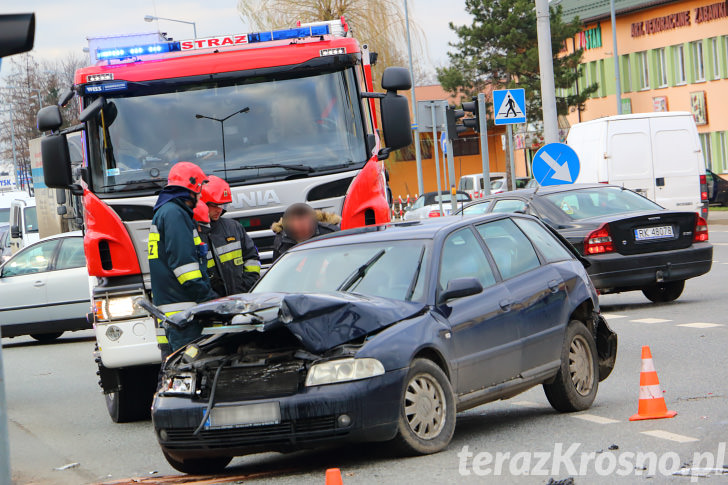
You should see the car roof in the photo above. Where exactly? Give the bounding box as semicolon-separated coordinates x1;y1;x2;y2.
484;183;619;198
289;214;511;251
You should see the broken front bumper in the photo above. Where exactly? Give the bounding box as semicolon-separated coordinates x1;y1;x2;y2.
153;367;407;460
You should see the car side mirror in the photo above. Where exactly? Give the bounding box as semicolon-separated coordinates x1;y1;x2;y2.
10;225;21;239
381;66;412;91
439;277;483;303
37;105;63;132
41;134;73;188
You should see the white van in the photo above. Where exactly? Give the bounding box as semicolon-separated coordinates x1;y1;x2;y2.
9;198;39;254
458;172;506;198
566;112;708;219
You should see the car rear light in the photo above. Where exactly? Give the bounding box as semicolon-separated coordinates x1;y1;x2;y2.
694;215;709;242
428;210;442;218
584;223;614;254
700;174;708;201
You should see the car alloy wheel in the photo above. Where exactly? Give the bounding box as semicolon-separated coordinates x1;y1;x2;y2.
404;373;446;440
569;334;595;397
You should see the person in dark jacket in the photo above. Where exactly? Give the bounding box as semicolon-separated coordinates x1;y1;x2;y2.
200;176;260;295
149;162;217;351
271;203;340;261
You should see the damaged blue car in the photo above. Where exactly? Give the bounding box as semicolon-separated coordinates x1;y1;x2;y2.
149;214;617;474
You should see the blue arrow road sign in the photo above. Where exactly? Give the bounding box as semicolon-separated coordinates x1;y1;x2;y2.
493;88;526;125
440;132;447;155
532;143;580;186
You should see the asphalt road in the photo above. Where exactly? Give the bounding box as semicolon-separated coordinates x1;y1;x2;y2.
4;225;728;485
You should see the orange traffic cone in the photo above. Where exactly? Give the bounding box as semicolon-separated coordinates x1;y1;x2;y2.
325;468;343;485
629;345;677;421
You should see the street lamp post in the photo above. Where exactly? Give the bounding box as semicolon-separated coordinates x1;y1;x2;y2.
195;107;250;176
144;15;197;39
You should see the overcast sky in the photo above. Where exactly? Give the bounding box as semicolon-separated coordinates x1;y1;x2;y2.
1;0;471;76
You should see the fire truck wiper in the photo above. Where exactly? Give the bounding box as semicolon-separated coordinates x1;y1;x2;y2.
102;179;165;190
219;163;315;174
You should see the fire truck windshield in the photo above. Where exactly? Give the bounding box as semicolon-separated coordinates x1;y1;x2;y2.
85;68;369;194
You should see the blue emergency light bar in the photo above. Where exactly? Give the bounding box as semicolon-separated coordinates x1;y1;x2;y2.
95;23;333;61
96;41;181;60
248;24;330;43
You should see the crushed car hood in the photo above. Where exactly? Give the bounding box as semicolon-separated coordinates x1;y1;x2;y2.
174;292;426;353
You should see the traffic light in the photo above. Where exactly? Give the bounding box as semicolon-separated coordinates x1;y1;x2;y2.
462;96;480;133
445;106;466;140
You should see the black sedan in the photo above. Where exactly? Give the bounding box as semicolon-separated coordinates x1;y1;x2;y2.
458;184;713;302
149;214;616;474
707;169;728;206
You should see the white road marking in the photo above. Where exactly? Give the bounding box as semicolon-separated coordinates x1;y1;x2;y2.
600;313;627;320
573;413;619;424
632;318;672;324
641;430;699;443
712;242;728;246
677;322;724;328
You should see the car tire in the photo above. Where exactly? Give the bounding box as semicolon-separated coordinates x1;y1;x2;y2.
391;358;456;455
162;450;232;475
543;320;599;413
30;332;63;342
642;280;685;303
105;367;157;423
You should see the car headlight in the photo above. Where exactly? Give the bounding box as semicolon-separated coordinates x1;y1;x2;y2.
305;358;385;387
161;373;196;396
94;296;147;321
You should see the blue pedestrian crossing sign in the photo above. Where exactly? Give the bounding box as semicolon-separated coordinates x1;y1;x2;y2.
493;88;526;125
532;143;580;186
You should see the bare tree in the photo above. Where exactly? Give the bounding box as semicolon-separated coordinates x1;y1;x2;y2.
0;51;86;189
237;0;424;89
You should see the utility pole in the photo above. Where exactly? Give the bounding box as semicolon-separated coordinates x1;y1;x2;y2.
477;93;490;196
610;0;623;114
535;0;559;144
429;103;444;217
404;0;424;195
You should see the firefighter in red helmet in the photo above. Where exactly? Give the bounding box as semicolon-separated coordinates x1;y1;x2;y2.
149;162;217;351
200;175;260;295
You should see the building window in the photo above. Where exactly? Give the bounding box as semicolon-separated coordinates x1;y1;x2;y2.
637;51;650;90
700;133;712;171
710;38;720;80
655;48;668;87
717;132;727;174
692;40;705;82
674;44;686;84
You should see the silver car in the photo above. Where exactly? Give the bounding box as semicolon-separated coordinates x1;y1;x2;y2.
404;191;472;220
0;231;91;342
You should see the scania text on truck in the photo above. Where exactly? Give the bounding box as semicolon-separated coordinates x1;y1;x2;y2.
36;18;413;422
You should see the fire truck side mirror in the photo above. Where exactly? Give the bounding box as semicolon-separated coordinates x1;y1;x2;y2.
37;105;63;132
41;135;73;189
381;67;411;92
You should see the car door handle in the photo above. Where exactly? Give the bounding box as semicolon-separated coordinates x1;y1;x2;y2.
548;280;560;293
34;280;45;287
499;299;512;311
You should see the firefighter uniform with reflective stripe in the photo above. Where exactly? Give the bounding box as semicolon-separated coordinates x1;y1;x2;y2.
203;217;260;295
149;195;217;350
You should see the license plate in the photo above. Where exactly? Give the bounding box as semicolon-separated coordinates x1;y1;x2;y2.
634;225;674;241
206;402;281;429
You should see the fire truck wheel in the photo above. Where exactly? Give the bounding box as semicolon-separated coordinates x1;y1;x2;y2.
105;367;158;423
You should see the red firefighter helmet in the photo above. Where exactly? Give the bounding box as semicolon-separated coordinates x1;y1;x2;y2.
167;162;208;194
193;200;210;224
201;175;233;205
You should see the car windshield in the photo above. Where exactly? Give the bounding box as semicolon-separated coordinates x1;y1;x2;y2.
0;208;8;224
85;68;368;195
253;240;430;302
542;187;663;220
424;192;470;205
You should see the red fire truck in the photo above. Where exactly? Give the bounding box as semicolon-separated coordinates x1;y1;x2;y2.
37;18;412;422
